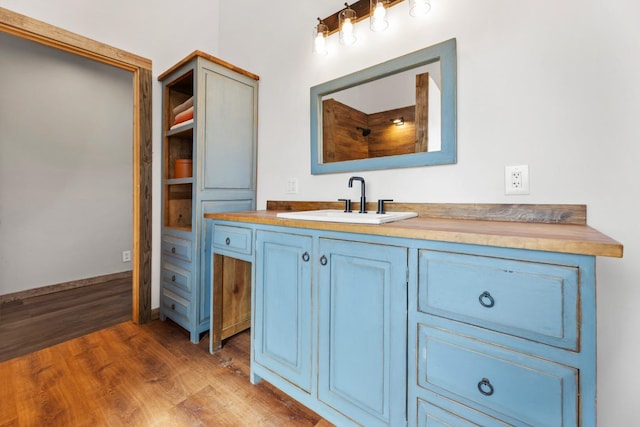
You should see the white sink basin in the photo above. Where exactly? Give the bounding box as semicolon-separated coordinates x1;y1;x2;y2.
277;209;418;224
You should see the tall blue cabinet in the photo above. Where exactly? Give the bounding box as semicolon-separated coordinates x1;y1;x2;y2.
158;52;258;343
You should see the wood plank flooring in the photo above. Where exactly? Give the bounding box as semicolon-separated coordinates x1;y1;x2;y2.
0;277;132;362
0;320;330;427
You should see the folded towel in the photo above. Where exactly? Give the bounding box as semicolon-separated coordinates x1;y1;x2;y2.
173;106;194;125
170;118;194;130
173;96;194;116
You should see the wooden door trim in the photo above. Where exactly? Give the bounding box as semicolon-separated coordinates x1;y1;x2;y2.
0;7;152;323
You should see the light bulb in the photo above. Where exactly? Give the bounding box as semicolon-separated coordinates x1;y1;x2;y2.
343;18;353;35
371;2;388;32
409;0;431;17
314;32;327;55
341;18;356;45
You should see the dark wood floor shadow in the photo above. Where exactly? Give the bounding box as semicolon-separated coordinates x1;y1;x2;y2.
0;319;332;426
0;277;131;362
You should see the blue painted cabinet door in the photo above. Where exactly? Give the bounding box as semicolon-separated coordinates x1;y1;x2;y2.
254;230;313;393
317;239;407;427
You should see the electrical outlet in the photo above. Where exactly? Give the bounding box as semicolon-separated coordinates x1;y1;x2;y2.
122;250;131;262
505;165;530;195
286;178;299;194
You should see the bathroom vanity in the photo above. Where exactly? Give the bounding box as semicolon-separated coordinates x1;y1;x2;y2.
204;202;622;426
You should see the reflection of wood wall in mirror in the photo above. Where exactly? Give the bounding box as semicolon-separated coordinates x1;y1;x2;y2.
368;105;416;158
321;72;431;163
323;98;369;163
415;72;429;153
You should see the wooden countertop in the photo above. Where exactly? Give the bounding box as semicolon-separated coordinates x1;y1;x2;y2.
204;209;623;258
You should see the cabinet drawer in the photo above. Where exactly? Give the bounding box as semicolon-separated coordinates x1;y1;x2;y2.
417;397;509;427
162;234;192;262
161;262;192;295
213;224;252;255
162;289;192;325
418;325;577;426
418;250;578;350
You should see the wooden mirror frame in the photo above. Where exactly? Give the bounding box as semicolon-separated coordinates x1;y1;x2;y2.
310;38;457;174
0;7;152;323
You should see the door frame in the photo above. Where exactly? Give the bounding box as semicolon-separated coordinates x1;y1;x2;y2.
0;7;152;323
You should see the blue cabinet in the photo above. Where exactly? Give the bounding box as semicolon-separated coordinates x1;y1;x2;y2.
207;218;600;426
409;246;595;427
317;238;407;427
250;228;408;426
159;53;258;343
254;230;313;392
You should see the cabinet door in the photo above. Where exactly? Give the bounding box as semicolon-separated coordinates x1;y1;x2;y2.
317;239;407;427
254;230;313;393
202;68;256;191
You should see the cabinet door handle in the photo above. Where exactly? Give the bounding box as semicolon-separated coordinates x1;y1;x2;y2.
171;247;176;254
225;237;231;245
302;252;310;262
320;255;328;266
478;291;495;308
171;275;176;282
477;378;494;396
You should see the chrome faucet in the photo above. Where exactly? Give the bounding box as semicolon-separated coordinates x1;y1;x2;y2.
348;176;366;213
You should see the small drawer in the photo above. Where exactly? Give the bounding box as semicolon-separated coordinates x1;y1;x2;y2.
213;224;252;255
161;262;191;295
162;234;192;262
418;325;577;426
162;289;192;326
418;250;579;350
417;397;509;427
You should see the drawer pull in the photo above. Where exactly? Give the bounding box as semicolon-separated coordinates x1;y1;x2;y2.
171;275;176;282
302;252;310;262
171;247;176;254
478;291;495;308
477;378;494;396
320;255;328;266
171;303;176;310
225;237;231;245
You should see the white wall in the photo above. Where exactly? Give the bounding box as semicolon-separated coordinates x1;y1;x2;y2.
1;0;638;424
217;1;640;425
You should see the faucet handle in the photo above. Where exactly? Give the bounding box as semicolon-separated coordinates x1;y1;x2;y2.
376;199;394;214
338;198;352;213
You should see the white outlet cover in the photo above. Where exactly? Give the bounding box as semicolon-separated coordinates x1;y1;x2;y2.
505;165;530;195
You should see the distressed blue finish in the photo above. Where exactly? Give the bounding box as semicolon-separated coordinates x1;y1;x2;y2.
206;220;598;426
159;54;257;343
418;250;579;350
310;38;457;174
317;239;407;427
254;230;313;392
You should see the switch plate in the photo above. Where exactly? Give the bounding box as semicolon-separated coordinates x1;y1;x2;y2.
505;165;530;195
122;250;131;262
286;178;299;194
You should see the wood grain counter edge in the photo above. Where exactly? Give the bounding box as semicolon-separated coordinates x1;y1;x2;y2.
204;210;623;258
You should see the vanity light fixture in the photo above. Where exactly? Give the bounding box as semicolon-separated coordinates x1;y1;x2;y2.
339;3;358;45
314;18;329;55
370;0;389;32
391;117;405;126
408;0;431;17
314;0;431;54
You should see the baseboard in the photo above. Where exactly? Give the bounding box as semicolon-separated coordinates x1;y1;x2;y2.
151;308;160;320
0;271;133;304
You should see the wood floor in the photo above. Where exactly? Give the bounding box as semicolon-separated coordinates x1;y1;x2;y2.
0;319;330;426
0;278;132;362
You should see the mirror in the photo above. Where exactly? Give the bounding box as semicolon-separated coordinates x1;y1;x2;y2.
310;38;456;174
